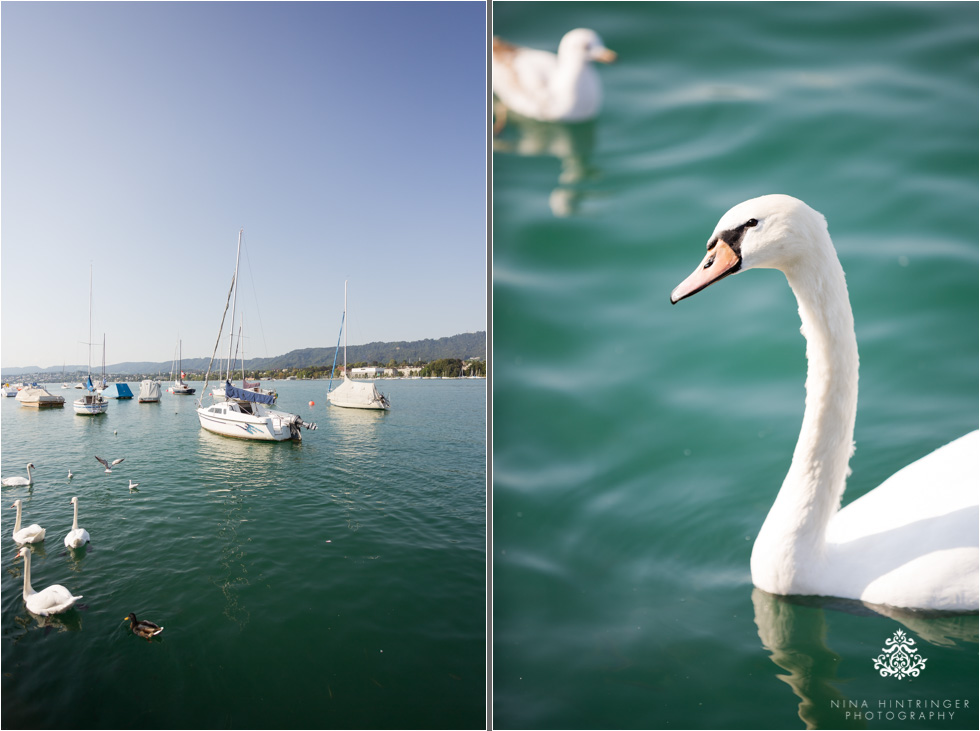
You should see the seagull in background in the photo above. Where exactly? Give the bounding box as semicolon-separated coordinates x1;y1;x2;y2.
95;455;124;473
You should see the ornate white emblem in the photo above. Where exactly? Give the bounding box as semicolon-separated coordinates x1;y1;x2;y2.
873;629;927;679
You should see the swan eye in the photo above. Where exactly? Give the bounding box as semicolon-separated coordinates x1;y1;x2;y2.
746;218;759;228
703;255;715;269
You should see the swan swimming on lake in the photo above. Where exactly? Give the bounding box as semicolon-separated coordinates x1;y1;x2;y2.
12;499;46;545
2;463;35;487
64;496;91;549
670;194;978;611
67;470;73;480
95;455;124;473
15;546;81;616
128;480;139;491
492;29;616;130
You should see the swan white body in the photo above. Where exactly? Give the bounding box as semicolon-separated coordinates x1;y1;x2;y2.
128;480;139;491
16;546;81;616
671;194;979;611
64;496;91;548
2;463;35;487
11;499;46;545
492;29;616;123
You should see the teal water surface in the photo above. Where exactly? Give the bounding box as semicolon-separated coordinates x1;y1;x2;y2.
2;379;485;729
493;2;978;729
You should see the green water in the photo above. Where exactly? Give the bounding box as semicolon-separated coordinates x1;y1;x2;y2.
2;379;485;729
492;2;978;729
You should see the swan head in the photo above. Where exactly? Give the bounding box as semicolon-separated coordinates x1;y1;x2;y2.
558;29;617;65
26;463;34;470
70;496;79;506
15;546;29;559
670;194;829;304
12;499;22;509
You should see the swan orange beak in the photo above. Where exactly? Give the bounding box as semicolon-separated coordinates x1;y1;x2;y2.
670;239;741;304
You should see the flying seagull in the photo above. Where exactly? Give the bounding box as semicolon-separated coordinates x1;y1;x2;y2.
95;455;124;473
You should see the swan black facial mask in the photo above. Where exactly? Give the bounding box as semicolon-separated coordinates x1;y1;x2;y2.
669;218;759;304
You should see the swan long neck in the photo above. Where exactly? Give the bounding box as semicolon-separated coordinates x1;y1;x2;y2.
757;237;859;563
72;500;79;531
21;551;34;598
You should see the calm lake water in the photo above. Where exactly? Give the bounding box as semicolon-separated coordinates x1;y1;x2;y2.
2;378;485;729
492;2;978;729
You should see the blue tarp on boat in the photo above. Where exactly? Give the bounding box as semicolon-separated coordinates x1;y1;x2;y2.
103;383;134;399
224;380;274;405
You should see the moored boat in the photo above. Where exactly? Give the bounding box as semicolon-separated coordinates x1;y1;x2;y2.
138;380;162;403
16;384;66;408
196;228;316;442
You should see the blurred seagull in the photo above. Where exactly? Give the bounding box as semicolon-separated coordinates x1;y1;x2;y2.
95;455;124;473
492;28;616;132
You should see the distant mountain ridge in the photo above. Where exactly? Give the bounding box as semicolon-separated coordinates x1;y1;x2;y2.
2;331;486;377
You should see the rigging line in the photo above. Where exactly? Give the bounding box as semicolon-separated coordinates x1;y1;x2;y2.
201;271;236;396
239;232;271;360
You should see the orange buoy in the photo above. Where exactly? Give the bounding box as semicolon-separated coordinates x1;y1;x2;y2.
309;400;315;407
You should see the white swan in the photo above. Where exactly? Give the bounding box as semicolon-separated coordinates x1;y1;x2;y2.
64;496;91;548
492;29;616;128
671;194;978;611
11;499;46;545
2;463;35;487
15;546;82;616
128;480;139;491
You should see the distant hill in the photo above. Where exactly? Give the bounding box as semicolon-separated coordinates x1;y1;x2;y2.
2;332;486;378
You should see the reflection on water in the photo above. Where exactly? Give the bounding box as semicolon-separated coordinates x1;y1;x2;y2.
208;484;253;630
494;115;600;217
753;589;979;729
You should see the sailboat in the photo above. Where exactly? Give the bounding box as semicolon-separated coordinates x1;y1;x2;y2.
169;340;196;395
196;228;316;441
326;281;390;410
73;268;108;415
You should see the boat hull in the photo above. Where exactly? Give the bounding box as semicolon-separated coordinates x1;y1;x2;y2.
197;404;298;441
73;395;108;415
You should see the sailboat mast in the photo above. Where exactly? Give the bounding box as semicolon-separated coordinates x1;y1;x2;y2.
240;313;245;385
88;264;93;378
226;228;243;382
344;279;348;376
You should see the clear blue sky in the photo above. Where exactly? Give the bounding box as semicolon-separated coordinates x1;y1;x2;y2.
1;1;486;370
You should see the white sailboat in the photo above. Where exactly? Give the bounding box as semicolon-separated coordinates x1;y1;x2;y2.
326;281;390;411
169;339;196;395
196;228;316;441
73;268;108;416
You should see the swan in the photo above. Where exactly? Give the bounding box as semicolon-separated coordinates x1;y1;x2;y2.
670;194;978;611
128;480;139;491
64;496;91;548
492;29;616;130
95;455;124;473
15;546;81;616
2;463;35;487
68;470;73;480
124;613;164;640
11;499;46;545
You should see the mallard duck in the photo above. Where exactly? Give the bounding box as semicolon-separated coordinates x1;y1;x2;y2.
124;613;164;640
